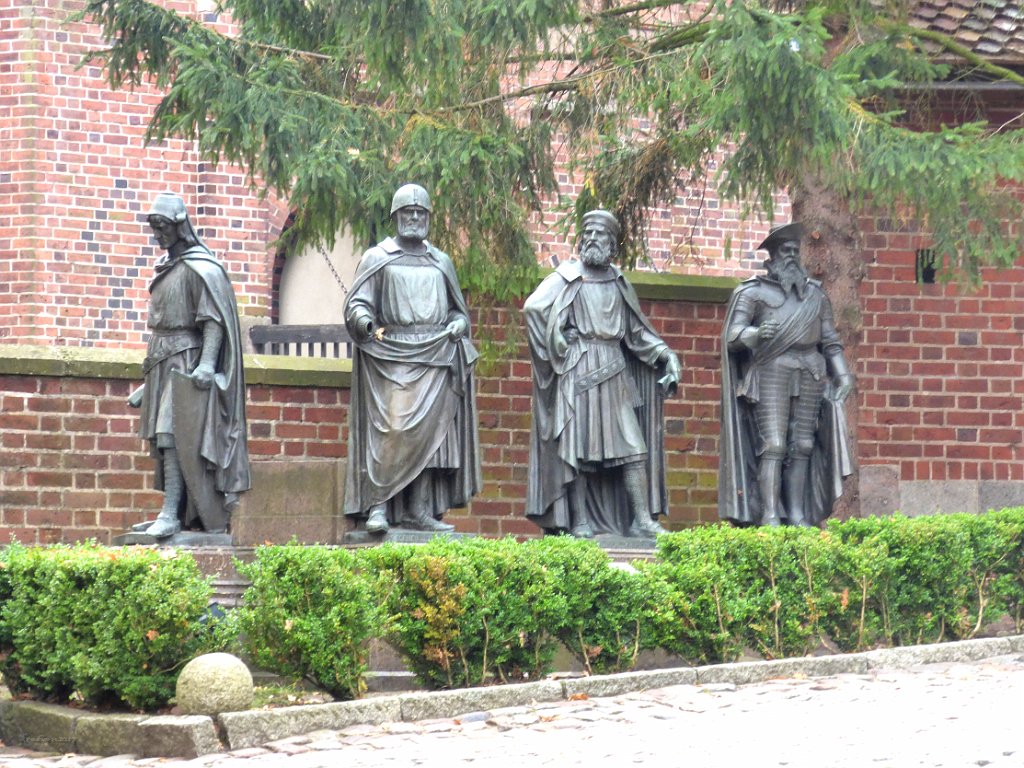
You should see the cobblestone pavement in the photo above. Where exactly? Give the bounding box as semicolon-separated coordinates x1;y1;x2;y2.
2;653;1023;768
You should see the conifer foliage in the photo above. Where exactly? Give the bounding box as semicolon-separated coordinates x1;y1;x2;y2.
79;0;1024;294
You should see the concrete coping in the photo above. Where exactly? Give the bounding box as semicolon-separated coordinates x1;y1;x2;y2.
2;635;1020;758
0;344;350;388
0;273;733;387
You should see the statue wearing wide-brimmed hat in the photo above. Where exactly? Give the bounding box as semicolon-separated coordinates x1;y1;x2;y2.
719;222;855;527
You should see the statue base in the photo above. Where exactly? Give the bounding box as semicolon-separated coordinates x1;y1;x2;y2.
342;529;475;545
589;533;658;551
111;530;234;547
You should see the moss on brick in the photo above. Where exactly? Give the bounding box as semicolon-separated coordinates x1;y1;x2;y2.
622;271;737;303
0;345;351;389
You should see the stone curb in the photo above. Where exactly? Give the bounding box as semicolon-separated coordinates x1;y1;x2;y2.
2;635;1020;758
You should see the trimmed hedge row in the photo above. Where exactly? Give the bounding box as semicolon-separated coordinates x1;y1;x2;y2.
2;510;1022;710
236;510;1024;696
0;543;219;710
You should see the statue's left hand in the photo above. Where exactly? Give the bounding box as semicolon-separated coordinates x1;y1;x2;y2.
658;351;681;396
192;363;216;390
832;373;855;403
446;318;468;341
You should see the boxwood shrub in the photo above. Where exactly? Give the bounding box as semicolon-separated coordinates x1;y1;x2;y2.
234;544;379;700
0;543;215;711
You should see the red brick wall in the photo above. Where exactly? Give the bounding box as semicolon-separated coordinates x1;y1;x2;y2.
0;295;726;545
857;218;1024;486
1;0;289;348
1;0;776;352
0;373;348;544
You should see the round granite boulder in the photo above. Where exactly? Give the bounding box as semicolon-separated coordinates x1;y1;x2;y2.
176;653;254;716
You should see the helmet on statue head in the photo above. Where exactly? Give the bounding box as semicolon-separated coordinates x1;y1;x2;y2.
390;184;432;216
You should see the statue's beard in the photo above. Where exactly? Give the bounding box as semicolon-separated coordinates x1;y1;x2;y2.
770;258;808;297
581;243;612;268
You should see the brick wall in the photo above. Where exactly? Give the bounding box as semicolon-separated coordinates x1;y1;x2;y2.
857;217;1024;516
1;0;289;348
0;367;349;544
0;288;727;544
1;0;779;352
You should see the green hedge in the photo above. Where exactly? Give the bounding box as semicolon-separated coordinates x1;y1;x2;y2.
2;510;1023;709
0;543;217;710
236;511;1024;695
234;545;378;700
648;510;1024;660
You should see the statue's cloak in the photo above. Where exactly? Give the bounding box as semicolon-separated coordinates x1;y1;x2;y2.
524;261;669;535
718;278;853;526
143;246;250;530
343;238;481;519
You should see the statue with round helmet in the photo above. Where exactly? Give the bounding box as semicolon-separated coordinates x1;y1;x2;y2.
129;192;250;539
343;184;481;535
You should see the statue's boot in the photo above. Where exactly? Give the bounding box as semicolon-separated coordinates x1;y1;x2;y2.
567;476;594;538
624;463;666;537
147;448;183;539
758;457;783;527
365;504;390;534
405;473;455;533
784;457;813;527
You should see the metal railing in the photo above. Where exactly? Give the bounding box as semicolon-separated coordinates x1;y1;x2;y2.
249;324;354;358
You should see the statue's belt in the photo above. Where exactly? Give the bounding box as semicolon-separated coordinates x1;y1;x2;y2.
575;355;626;394
143;330;203;374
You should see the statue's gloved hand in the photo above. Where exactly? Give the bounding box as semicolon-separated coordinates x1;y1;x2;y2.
757;320;780;343
354;314;376;342
832;373;855;403
658;350;681;396
192;363;216;390
446;317;468;342
551;332;568;357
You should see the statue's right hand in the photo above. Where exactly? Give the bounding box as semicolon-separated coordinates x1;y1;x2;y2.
355;315;375;342
757;321;780;342
127;384;145;409
552;331;568;357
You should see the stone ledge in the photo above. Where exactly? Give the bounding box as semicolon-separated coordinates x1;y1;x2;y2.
0;344;351;388
533;269;738;304
0;701;218;759
623;270;737;303
3;634;1020;758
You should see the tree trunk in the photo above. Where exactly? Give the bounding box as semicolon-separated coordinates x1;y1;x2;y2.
790;174;865;520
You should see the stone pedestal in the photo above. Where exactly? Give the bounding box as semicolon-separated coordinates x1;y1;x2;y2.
342;529;475;545
232;459;345;545
111;530;233;547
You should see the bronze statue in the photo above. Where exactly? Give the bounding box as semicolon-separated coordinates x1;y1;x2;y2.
343;184;481;534
719;222;855;527
524;209;681;539
129;193;250;538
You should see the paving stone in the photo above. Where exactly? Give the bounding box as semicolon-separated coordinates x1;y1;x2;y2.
80;755;139;768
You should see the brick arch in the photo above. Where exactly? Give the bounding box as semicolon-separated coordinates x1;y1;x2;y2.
269;211;297;325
